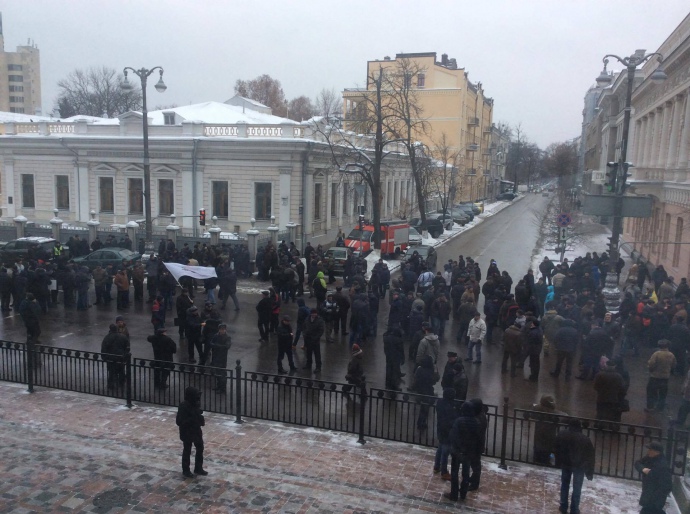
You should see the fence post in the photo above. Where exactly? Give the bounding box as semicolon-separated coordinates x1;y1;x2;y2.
234;360;243;424
499;396;509;470
125;352;133;408
665;415;675;461
357;383;367;445
26;338;34;393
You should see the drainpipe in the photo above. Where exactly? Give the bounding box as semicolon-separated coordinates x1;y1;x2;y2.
300;141;313;250
192;139;199;238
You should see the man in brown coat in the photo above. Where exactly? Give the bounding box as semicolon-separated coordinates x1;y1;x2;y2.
646;339;676;412
113;269;130;310
501;323;523;377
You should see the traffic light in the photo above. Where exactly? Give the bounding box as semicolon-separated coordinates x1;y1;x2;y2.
605;162;618;193
619;162;634;194
199;209;206;226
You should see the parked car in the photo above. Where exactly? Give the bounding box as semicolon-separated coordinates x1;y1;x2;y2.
409;217;445;238
0;237;56;265
72;247;142;270
496;192;517;201
323;246;350;275
473;200;485;214
452;204;475;221
403;244;438;270
437;208;469;225
407;226;423;246
426;213;454;231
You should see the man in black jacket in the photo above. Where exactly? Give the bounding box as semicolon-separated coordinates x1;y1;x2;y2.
554;419;595;514
176;386;207;478
550;319;579;380
100;323;129;390
303;308;325;374
434;388;459;479
446;402;482;501
634;441;673;514
256;290;272;343
147;327;177;388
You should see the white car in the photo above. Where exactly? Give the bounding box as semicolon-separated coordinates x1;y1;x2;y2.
408;227;423;246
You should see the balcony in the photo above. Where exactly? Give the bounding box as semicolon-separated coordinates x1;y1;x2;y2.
467;117;479;126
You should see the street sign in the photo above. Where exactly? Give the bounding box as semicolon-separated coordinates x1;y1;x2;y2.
556;213;572;227
559;227;567;241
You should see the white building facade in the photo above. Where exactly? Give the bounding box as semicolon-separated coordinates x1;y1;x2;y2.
0;102;415;246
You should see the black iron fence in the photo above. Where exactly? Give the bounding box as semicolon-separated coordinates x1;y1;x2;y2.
1;339;687;482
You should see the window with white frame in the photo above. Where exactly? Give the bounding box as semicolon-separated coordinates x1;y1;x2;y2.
128;178;143;215
99;177;114;212
158;179;174;215
21;174;35;208
255;182;272;219
55;175;70;210
212;181;229;218
314;183;323;221
163;112;175;125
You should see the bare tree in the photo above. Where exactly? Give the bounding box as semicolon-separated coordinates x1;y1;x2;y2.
314;68;401;250
427;134;461;215
235;74;287;116
55;66;142;118
314;87;341;119
287;95;316;121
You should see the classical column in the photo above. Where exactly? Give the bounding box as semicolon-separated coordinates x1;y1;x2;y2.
279;167;291;228
667;95;683;169
632;119;642;166
650;108;663;167
677;92;690;169
638;116;649;167
77;161;90;223
643;112;655;168
4;159;15;218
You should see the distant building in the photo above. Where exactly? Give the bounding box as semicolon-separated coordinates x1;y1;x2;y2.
343;52;494;202
0;14;41;115
580;12;690;280
0;101;414;248
224;94;272;115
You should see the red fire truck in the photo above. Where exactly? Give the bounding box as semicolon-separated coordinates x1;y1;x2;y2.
345;219;410;257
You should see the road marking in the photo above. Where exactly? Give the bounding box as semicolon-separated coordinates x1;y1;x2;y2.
59;333;74;338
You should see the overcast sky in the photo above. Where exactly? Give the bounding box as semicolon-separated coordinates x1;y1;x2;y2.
4;1;689;147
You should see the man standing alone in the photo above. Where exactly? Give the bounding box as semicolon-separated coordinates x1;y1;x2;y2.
466;312;487;364
176;386;208;478
646;340;676;412
554;419;595;514
634;441;673;514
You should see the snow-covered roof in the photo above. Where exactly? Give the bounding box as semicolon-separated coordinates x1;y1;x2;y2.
224;94;270;109
0;112;55;123
144;101;296;125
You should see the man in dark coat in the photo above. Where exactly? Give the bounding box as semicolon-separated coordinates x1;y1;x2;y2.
185;306;203;363
100;323;129;389
434;388;459;479
206;324;231;392
387;290;404;331
176;386;207;478
593;362;626;422
276;315;296;374
446;402;482;501
332;286;350;335
383;327;405;390
303;308;325;374
524;318;543;382
554;419;595;514
634;441;673;514
502;323;523;377
550;319;579;380
147;327;177;388
256;290;272;343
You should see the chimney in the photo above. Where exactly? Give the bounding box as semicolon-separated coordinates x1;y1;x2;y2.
384;55;391;61
441;53;449;65
449;58;457;69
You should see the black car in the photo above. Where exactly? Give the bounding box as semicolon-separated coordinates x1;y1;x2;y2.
496;192;517;201
403;245;438;270
409;217;445;238
72;247;142;270
0;237;56;265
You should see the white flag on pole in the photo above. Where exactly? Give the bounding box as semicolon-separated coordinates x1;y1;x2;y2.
163;262;217;282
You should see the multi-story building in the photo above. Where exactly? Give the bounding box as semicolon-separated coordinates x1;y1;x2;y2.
343;52;493;202
488;124;511;197
0;14;41;115
580;12;690;280
0;101;414;249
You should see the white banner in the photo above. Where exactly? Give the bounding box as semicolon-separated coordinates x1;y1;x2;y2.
164;262;217;282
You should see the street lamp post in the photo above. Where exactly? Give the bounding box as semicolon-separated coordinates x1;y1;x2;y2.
595;49;666;310
121;66;167;246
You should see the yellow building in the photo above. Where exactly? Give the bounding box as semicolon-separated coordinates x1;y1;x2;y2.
0;14;41;115
343;52;494;202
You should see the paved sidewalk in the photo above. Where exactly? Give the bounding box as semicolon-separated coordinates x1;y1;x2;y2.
0;381;667;513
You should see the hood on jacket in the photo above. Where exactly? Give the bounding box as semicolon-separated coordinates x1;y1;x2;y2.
459;401;475;417
424;333;439;343
547;285;554;294
470;398;485;415
539;394;556;410
316;271;325;279
420;354;434;369
184;386;201;405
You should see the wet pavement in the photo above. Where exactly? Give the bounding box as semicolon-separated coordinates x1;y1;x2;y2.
0;196;686;427
1;381;675;514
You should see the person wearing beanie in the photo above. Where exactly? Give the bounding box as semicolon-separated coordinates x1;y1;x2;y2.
531;394;566;465
554;419;595;514
345;344;365;387
434;388;459;480
634;441;673;513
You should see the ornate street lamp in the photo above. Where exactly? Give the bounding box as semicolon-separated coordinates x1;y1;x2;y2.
121;66;167;246
594;50;665;310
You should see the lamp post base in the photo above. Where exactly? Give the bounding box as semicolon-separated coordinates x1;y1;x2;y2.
602;273;622;313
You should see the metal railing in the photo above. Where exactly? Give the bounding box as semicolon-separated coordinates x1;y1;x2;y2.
1;339;687;481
